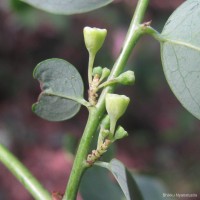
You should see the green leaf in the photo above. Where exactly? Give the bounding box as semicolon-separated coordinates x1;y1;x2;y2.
80;165;123;200
109;159;144;200
133;175;171;200
96;159;143;200
32;58;84;121
161;0;200;119
96;159;171;200
21;0;113;15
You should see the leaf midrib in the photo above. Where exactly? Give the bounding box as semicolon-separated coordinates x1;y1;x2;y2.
163;38;200;52
42;91;89;106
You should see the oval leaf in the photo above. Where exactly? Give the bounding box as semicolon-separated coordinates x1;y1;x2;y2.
97;159;143;200
161;0;200;119
33;58;84;121
21;0;113;15
109;159;144;200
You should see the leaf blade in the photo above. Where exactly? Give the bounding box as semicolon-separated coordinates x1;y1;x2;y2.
21;0;113;15
96;159;143;200
80;166;123;200
109;159;144;200
33;58;84;121
161;0;200;119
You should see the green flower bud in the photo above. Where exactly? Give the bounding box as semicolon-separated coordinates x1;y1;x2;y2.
100;67;111;82
114;126;128;140
106;94;130;120
116;70;135;85
92;66;103;77
83;27;107;56
101;129;110;138
106;94;130;133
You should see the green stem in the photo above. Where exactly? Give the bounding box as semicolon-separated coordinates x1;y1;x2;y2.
104;0;149;80
63;108;105;200
0;144;51;200
143;26;163;41
132;0;149;26
98;78;118;89
63;0;149;199
110;118;116;135
144;26;200;51
88;52;95;84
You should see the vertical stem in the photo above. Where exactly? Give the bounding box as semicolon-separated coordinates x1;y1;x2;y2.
63;108;105;200
88;53;95;84
0;144;51;200
106;0;149;80
63;0;149;199
132;0;149;25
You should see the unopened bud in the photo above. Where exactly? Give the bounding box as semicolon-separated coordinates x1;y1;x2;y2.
100;67;111;81
114;126;128;140
93;66;103;77
101;129;110;138
106;94;130;133
83;27;107;56
116;70;135;85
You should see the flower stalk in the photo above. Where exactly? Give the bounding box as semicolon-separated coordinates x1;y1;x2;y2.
0;144;51;200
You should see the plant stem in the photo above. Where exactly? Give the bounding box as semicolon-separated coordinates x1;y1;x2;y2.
144;26;200;51
63;0;149;199
143;26;163;41
110;119;116;135
103;0;149;80
0;144;51;200
63;108;104;200
88;52;95;84
132;0;149;26
98;78;118;89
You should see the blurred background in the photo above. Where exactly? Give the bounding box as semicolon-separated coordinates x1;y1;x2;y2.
0;0;199;199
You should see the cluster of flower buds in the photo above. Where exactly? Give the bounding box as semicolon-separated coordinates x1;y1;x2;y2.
88;66;111;105
84;27;132;165
86;139;111;166
86;94;130;166
92;66;111;82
